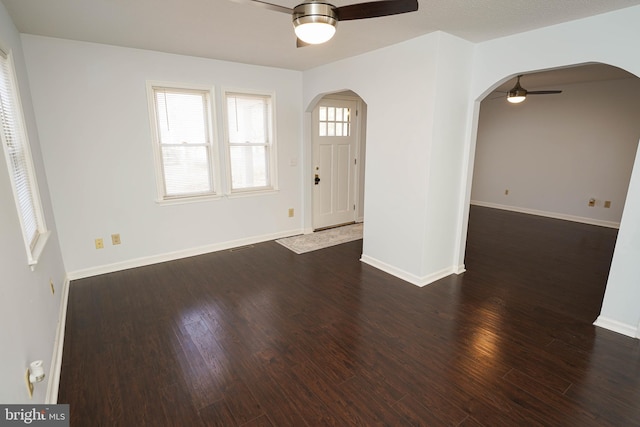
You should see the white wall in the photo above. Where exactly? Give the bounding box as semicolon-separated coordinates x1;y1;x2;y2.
462;5;640;337
305;6;640;337
303;32;473;285
472;77;640;227
21;35;304;276
0;3;66;403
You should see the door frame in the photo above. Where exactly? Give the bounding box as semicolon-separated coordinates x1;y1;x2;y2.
311;92;366;230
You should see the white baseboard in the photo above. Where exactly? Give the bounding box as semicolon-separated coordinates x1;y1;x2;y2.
470;201;620;229
593;316;639;339
67;228;304;281
360;255;460;287
46;277;70;404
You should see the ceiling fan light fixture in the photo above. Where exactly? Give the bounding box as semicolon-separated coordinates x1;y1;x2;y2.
507;91;526;103
506;75;527;103
294;21;336;44
293;2;337;44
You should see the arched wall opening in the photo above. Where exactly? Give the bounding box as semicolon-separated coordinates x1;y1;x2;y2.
457;62;640;338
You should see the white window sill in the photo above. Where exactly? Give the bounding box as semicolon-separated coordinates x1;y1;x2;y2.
156;193;222;206
226;188;279;199
28;230;51;271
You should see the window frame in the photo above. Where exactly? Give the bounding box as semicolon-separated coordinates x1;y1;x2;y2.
318;104;352;137
0;47;50;268
146;81;220;204
222;89;278;195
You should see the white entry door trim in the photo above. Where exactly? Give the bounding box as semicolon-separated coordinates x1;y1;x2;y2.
312;97;360;230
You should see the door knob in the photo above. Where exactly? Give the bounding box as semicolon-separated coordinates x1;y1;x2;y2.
314;174;320;185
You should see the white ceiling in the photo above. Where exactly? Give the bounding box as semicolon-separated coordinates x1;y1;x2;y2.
3;0;640;71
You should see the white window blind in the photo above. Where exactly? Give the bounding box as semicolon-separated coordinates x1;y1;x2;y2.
225;92;275;191
0;49;47;263
151;86;215;199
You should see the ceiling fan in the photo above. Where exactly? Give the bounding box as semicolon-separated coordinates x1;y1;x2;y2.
506;75;563;103
231;0;419;46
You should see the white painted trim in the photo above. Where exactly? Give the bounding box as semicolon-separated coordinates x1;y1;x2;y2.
67;229;304;280
419;267;461;287
221;88;279;195
1;52;51;269
360;255;460;287
45;277;70;404
146;81;221;202
593;316;639;339
225;189;279;199
311;96;360;230
470;200;620;229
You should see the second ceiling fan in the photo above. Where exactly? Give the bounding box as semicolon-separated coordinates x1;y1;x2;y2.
232;0;419;46
506;75;563;103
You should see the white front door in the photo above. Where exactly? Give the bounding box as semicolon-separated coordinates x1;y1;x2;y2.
312;98;358;230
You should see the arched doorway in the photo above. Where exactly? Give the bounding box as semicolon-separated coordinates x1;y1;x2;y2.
308;91;367;230
460;63;640;332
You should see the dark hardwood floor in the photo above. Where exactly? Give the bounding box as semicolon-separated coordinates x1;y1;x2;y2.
59;206;640;426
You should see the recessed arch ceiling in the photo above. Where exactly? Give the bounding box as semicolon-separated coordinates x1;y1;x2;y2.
490;64;638;95
3;0;640;70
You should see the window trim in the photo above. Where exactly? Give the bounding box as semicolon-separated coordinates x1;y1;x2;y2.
146;81;221;204
0;47;50;269
222;88;278;195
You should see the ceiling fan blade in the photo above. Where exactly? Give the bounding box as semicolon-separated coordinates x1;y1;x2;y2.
335;0;418;21
527;90;563;95
229;0;293;14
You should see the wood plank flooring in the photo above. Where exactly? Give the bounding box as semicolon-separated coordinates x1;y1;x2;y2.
58;206;640;426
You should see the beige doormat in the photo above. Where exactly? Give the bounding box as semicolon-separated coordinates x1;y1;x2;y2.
276;223;363;254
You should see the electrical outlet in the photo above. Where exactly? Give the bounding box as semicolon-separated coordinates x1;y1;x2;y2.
111;233;121;245
504;189;509;195
604;200;611;208
588;198;596;207
288;208;294;218
95;238;104;249
49;278;55;295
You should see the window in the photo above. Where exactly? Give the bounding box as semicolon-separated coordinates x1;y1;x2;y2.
0;48;49;267
148;84;217;201
224;91;276;192
319;105;351;137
